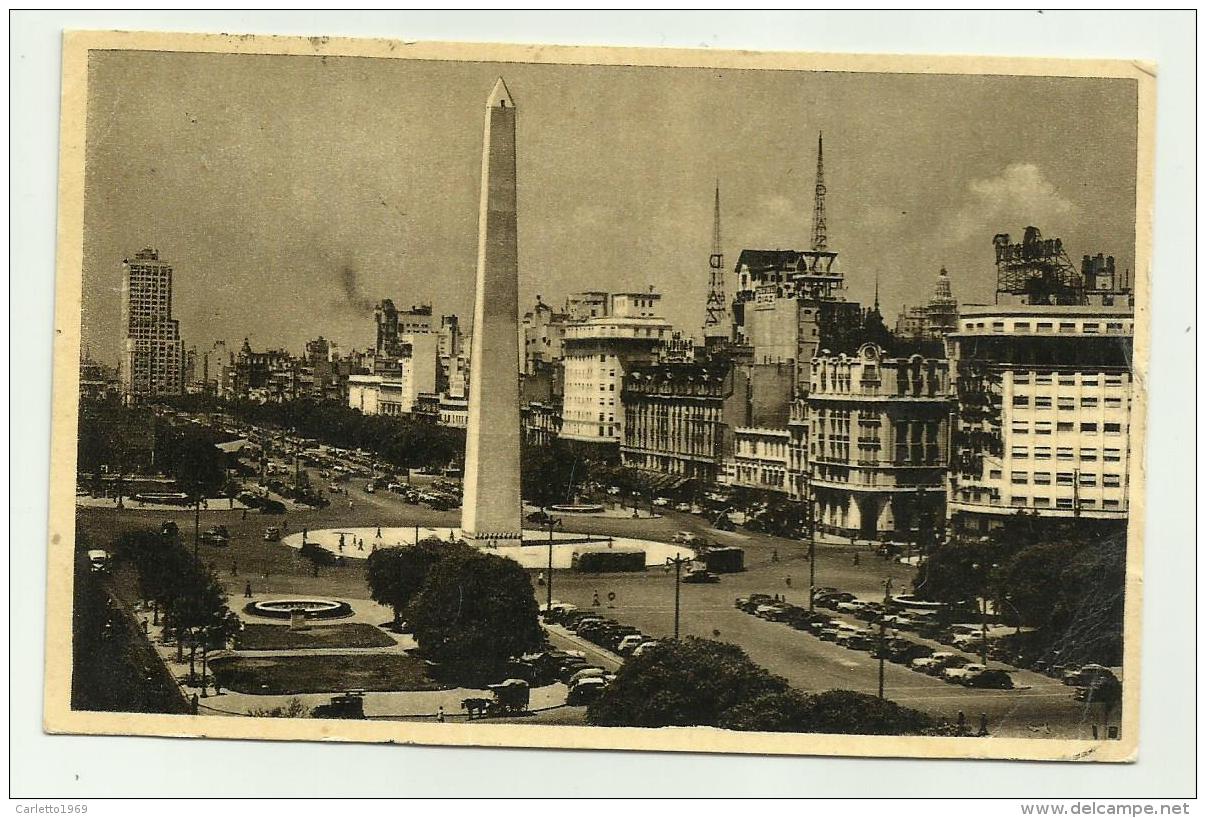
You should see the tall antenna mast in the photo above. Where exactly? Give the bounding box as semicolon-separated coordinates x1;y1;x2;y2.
703;180;729;339
811;131;827;252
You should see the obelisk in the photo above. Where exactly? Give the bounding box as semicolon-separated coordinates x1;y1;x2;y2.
461;78;523;545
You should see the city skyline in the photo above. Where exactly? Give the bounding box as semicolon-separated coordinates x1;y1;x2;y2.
82;52;1137;363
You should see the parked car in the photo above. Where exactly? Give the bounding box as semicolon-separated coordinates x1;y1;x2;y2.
672;531;698;544
653;497;670;507
568;667;607;686
673;503;692;512
631;641;659;658
923;652;970;677
943;662;987;684
567;677;609;705
682;568;719;584
816;592;856;609
1063;664;1118;688
616;634;647;655
263;526;281;542
965;669;1015;689
260;499;286;514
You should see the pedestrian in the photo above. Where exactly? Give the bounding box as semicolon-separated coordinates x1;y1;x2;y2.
244;582;253;598
376;526;382;538
771;549;779;563
191;693;199;715
141;618;149;633
348;500;354;510
956;710;967;735
436;706;445;723
263;568;269;581
592;590;600;607
302;527;308;543
357;538;364;551
339;533;345;551
242;508;247;521
785;576;792;587
537;571;545;586
231;560;238;576
853;553;860;566
978;713;989;737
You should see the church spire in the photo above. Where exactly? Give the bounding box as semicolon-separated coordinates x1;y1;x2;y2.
703;180;729;339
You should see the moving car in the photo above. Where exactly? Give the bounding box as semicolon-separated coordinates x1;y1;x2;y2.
682;568;720;584
200;525;230;546
87;549;111;573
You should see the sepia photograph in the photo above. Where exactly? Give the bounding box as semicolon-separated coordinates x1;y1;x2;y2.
43;28;1155;765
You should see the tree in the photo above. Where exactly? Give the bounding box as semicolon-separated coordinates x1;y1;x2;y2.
797;690;935;736
171;428;225;499
717;689;815;732
365;539;470;626
587;638;790;728
407;549;543;674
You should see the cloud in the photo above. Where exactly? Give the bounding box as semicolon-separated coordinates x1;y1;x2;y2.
946;163;1075;242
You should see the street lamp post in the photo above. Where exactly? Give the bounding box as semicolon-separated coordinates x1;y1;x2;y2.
878;577;893;700
200;627;209;697
544;511;562;614
666;553;690;639
193;496;201;563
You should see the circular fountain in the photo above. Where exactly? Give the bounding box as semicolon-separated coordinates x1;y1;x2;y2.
245;598;353;620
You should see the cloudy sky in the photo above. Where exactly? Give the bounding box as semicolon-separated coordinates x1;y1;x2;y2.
80;50;1138;361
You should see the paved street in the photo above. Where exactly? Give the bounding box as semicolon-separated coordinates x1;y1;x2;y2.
78;464;1101;738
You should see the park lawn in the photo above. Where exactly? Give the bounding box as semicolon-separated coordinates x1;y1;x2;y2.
234;623;396;650
210;653;444;695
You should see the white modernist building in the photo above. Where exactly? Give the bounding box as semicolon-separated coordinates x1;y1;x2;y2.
946;303;1135;533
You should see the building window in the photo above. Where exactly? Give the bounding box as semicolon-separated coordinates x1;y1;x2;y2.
1057;422;1074;433
1058;397;1075;411
1079;473;1098;487
1059;323;1076;333
1104;499;1122;509
1080;422;1098;433
1010;471;1027;485
1011;446;1028;459
1036;323;1053;333
1081;448;1098;461
1104;448;1122;462
1035;373;1052;385
1015;322;1031;333
1104;422;1122;435
1057;447;1074;460
1011;496;1027;507
1105;396;1123;408
989;469;1002;480
1034;447;1052;460
1012;395;1030;407
1083;323;1100;334
1083;376;1100;387
1011;422;1029;435
1082;397;1099;408
1035;422;1052;435
992;322;1005;332
1035;497;1053;508
1055;497;1073;509
1105;375;1124;387
1057;472;1075;486
1106;323;1124;334
1014;373;1031;385
1103;474;1122;488
1033;472;1052;485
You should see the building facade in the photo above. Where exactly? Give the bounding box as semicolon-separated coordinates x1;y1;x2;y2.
946;304;1135;533
559;289;672;448
807;343;952;539
119;247;183;399
725;426;792;494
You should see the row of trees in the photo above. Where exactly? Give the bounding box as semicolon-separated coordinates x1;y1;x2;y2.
915;514;1127;665
224;398;465;476
366;540;543;678
587;638;937;735
112;527;241;672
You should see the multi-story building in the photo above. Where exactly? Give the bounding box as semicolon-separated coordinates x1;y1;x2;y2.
559;288;672;450
807;342;952;539
349;333;438;416
118;247;183;399
622;359;793;484
725;426;792;494
375;300;433;357
521;295;568;375
946;303;1134;533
